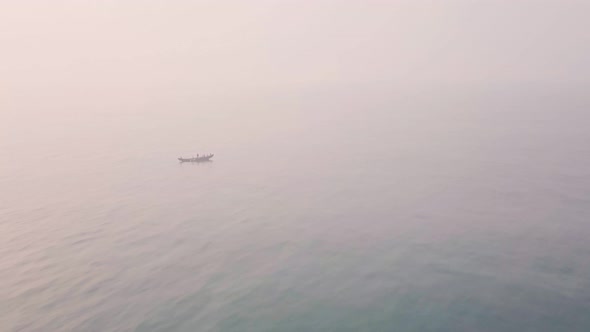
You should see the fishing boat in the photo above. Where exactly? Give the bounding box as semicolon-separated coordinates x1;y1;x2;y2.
178;154;214;163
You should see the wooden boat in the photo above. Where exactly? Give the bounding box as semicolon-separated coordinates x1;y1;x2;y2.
178;154;214;162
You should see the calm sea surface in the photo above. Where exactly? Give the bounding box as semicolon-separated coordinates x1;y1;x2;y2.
2;94;590;331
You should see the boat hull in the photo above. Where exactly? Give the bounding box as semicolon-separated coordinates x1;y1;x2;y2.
178;155;214;163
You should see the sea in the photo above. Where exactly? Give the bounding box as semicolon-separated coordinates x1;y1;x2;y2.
2;91;590;331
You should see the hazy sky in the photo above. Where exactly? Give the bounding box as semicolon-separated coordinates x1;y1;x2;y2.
2;0;589;111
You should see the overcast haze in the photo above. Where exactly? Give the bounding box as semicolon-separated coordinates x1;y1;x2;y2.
2;1;590;331
3;1;590;105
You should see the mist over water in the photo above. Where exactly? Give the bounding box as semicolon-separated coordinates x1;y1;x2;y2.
2;1;590;331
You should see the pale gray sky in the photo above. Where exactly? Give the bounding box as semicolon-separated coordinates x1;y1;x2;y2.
2;0;589;117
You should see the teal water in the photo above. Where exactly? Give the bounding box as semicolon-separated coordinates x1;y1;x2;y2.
2;94;590;331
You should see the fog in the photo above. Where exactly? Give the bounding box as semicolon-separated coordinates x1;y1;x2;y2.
3;1;589;109
3;0;589;168
2;1;590;331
